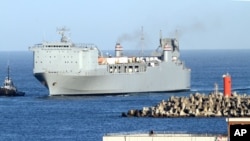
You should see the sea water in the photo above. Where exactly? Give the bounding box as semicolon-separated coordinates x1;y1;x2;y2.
0;50;250;141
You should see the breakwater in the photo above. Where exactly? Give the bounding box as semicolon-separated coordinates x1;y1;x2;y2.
122;92;250;117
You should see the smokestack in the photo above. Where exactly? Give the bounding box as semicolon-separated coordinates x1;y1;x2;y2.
163;44;172;62
115;43;123;57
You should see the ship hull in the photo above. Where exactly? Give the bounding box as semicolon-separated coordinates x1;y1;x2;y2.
35;63;190;96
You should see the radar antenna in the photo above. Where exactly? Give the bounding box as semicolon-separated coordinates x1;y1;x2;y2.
57;27;70;42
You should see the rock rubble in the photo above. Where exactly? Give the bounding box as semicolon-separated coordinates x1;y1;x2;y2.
122;92;250;118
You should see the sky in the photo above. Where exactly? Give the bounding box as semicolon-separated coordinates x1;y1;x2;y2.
0;0;250;51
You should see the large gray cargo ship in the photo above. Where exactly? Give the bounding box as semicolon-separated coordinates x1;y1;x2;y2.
30;28;191;96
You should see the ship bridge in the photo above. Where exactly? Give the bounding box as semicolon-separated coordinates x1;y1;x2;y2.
29;42;98;50
29;27;97;50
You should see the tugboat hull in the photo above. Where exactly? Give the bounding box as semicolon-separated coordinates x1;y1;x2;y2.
0;88;25;96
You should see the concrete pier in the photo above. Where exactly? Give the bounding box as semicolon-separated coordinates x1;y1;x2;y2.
122;92;250;118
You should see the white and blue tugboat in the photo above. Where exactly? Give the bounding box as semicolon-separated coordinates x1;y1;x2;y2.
0;66;25;96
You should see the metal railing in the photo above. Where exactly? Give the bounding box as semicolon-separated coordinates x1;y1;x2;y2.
105;131;227;137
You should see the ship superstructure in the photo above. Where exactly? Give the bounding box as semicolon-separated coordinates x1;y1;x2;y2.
30;28;191;96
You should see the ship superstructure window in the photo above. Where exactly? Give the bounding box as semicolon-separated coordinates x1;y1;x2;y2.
45;45;69;48
108;64;146;73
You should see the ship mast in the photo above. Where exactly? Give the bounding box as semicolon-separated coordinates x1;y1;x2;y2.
155;30;163;52
160;30;162;48
175;29;179;41
140;26;144;56
7;65;10;80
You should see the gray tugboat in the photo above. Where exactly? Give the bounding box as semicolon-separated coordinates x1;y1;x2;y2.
0;66;25;96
